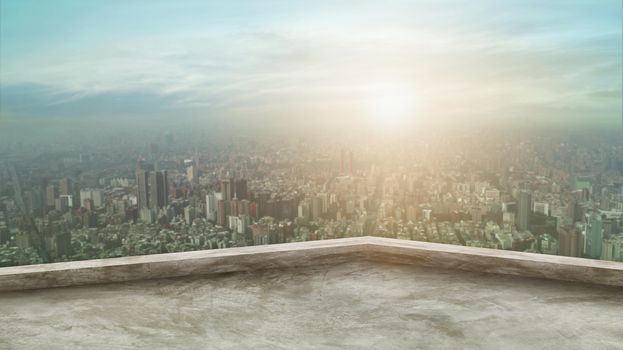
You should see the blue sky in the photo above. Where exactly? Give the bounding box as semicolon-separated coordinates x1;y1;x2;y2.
1;0;621;130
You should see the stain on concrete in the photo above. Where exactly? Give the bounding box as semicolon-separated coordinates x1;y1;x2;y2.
0;261;622;350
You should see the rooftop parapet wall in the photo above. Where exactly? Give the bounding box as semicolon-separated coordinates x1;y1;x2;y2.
1;237;622;292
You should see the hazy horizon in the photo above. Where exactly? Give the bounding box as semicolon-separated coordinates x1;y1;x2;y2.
1;0;622;140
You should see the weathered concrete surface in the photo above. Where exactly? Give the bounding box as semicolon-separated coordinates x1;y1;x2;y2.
1;261;622;350
2;237;623;291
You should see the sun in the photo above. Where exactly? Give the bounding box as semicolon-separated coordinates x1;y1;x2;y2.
365;82;417;133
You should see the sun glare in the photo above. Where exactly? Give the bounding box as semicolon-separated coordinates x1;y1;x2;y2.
366;82;417;133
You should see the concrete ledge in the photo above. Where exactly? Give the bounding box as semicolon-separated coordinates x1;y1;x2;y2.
365;237;623;287
1;236;622;291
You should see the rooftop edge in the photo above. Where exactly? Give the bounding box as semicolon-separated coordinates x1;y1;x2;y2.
1;236;622;291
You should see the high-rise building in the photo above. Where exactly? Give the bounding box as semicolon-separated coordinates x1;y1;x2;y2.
80;189;104;208
583;212;603;259
206;193;217;221
37;181;48;216
135;159;167;211
136;170;150;210
92;190;104;207
220;178;234;201
229;199;240;217
216;199;229;227
149;170;168;209
58;177;73;196
558;226;583;257
228;215;240;231
46;184;57;208
234;179;248;200
160;170;169;207
517;191;532;232
187;165;198;183
238;215;251;236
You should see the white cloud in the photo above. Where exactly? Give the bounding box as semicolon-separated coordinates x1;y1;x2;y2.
1;2;620;127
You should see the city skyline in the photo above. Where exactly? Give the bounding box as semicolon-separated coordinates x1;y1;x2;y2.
1;128;622;267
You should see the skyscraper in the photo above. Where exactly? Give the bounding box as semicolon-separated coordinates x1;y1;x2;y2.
161;170;169;207
217;199;229;226
149;170;169;209
517;191;531;232
229;199;240;217
135;159;167;211
206;193;216;221
234;179;248;200
136;170;150;210
135;160;154;210
221;178;234;201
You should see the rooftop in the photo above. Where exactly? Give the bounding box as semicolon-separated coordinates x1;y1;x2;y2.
1;237;622;349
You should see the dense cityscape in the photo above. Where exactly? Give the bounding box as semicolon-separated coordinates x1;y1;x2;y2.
0;129;621;267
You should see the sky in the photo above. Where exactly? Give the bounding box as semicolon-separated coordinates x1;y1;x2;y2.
1;0;622;134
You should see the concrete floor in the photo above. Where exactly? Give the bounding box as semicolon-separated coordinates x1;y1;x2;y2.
0;261;622;350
